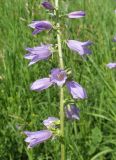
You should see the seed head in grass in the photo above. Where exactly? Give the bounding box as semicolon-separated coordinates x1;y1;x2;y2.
66;81;87;99
29;21;52;35
106;62;116;69
24;44;52;66
68;11;85;19
41;1;54;10
67;40;92;56
24;130;52;148
65;104;80;120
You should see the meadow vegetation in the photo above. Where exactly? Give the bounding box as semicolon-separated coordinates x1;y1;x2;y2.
0;0;116;159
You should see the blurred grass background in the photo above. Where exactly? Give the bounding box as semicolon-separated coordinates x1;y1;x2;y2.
0;0;116;159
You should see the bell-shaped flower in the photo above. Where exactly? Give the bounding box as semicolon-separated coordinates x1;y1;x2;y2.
67;40;92;56
29;21;52;35
65;104;80;120
68;11;85;19
41;1;54;10
50;68;67;86
30;69;87;100
24;130;52;148
24;44;52;66
66;81;87;99
106;62;116;69
31;78;53;91
43;117;59;128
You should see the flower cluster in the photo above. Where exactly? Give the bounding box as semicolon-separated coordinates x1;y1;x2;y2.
24;0;92;149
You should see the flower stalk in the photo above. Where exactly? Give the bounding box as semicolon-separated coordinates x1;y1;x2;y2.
55;0;65;160
24;0;91;158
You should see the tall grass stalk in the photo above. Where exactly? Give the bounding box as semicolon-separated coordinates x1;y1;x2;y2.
54;0;65;160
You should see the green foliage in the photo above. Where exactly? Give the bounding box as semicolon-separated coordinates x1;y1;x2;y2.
0;0;116;159
89;127;102;155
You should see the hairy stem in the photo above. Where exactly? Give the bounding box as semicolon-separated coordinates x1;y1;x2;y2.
54;1;65;160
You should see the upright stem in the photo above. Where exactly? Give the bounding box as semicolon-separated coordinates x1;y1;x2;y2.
54;1;65;160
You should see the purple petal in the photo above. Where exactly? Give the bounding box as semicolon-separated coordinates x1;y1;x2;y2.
28;21;40;28
26;44;51;52
43;117;59;128
80;40;93;46
32;29;43;35
68;11;85;19
30;78;53;91
35;21;52;30
24;44;52;65
66;81;87;99
67;40;92;56
83;47;92;54
24;131;35;136
24;130;52;148
106;62;116;69
67;40;84;55
28;21;52;35
65;104;80;120
50;68;67;86
41;1;54;10
24;53;35;60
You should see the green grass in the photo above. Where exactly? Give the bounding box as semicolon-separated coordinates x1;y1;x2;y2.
0;0;116;159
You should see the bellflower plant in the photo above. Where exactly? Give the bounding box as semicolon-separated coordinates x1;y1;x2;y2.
23;0;92;159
